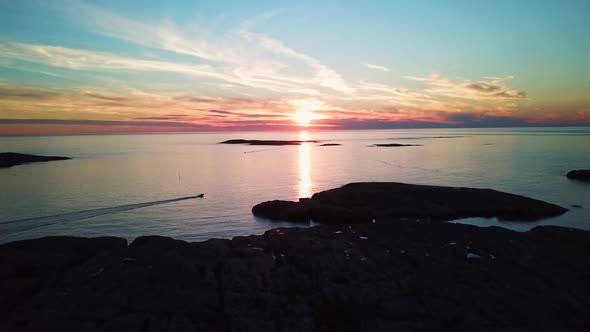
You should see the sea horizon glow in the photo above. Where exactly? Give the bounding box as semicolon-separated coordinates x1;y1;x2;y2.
0;1;589;134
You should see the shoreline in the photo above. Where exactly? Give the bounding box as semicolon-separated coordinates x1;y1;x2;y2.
2;220;589;331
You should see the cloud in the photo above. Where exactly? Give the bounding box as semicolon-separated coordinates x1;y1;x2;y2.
493;90;526;98
363;63;390;72
133;115;190;120
0;39;350;96
313;114;531;130
0;83;310;130
174;96;217;103
405;74;526;101
0;118;205;128
0;85;60;100
240;29;354;93
442;113;530;127
39;2;354;96
83;92;130;101
208;110;233;115
0;42;237;84
465;83;500;93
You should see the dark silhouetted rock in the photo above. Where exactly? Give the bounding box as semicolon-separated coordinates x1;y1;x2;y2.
372;143;421;147
0;152;71;168
319;143;341;146
253;182;567;223
251;200;312;222
1;221;590;331
220;139;318;146
567;169;590;181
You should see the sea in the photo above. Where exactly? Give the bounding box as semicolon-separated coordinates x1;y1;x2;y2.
1;127;589;244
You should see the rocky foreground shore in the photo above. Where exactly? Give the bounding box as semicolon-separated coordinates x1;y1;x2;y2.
1;220;589;331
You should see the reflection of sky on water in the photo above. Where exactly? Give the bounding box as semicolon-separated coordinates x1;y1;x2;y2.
1;128;590;243
298;131;312;198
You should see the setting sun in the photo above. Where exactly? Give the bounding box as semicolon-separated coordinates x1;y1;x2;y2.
290;99;327;126
294;111;315;125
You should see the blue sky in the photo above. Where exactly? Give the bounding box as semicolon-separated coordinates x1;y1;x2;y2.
0;0;589;133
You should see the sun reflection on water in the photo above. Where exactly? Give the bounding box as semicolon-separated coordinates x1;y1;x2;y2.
298;131;313;198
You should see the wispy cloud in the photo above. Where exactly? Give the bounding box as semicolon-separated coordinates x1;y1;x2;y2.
363;63;390;72
0;42;239;84
0;83;302;127
0;85;61;100
0;118;202;127
404;73;526;101
40;1;354;96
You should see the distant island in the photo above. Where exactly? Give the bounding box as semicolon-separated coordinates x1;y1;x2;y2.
220;139;319;146
372;143;422;147
0;152;71;168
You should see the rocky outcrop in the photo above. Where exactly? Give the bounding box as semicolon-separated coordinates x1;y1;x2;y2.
252;198;371;224
220;139;318;146
253;182;568;223
0;152;71;168
319;143;341;146
567;169;590;181
1;221;590;331
251;200;312;222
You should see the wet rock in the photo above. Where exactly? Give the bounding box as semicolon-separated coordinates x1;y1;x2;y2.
0;152;71;168
566;169;590;181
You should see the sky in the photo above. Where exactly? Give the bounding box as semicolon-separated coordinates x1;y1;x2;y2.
0;0;589;134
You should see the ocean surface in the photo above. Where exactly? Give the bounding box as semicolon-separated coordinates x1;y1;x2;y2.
1;128;589;244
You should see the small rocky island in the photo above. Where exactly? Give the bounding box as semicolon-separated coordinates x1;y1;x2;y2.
220;139;319;146
566;169;590;181
0;152;71;168
372;143;421;147
253;182;567;223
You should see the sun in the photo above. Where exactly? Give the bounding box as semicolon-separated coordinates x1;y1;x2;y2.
294;111;315;125
290;99;327;126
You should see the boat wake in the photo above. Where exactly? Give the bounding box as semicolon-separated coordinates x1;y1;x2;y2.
0;194;204;233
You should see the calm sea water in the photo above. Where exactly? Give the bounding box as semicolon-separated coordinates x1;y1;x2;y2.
1;128;589;243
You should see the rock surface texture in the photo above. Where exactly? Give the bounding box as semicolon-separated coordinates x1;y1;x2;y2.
0;152;71;168
252;182;568;223
1;221;589;331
